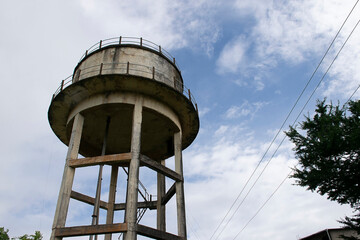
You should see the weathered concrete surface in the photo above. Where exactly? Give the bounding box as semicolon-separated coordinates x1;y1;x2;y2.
49;43;197;240
73;45;183;92
51;113;84;240
49;74;199;160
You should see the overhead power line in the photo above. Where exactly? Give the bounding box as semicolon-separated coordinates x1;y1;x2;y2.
232;13;360;240
210;1;360;239
343;84;360;108
233;80;360;239
233;81;360;239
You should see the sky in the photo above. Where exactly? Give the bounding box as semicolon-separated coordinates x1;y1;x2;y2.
0;0;360;240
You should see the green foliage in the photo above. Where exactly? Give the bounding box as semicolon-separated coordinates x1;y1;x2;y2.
18;231;42;240
0;228;10;240
0;229;42;240
286;99;360;237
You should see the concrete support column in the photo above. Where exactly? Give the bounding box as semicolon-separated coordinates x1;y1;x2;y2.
157;160;166;231
105;165;119;240
51;113;84;240
124;97;143;240
174;131;187;238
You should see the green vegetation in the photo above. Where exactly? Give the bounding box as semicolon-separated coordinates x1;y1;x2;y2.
286;99;360;239
0;228;42;240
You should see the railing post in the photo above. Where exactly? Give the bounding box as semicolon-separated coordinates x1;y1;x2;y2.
60;80;65;91
152;67;155;79
188;89;191;102
52;94;55;101
173;58;176;64
159;45;162;54
99;40;102;49
127;62;130;74
119;36;122;44
99;63;103;75
85;50;88;57
140;37;143;47
195;103;198;113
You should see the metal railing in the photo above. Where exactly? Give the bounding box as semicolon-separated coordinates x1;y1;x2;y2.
78;36;180;69
51;61;198;112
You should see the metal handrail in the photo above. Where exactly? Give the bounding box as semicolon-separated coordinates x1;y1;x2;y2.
78;36;180;69
51;62;198;112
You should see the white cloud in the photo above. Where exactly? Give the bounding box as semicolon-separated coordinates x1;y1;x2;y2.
225;100;268;119
76;0;221;55
183;122;353;240
218;0;360;97
198;107;210;118
216;36;248;74
0;1;358;239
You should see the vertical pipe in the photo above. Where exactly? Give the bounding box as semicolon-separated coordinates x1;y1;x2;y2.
99;63;103;75
140;37;143;47
75;69;81;83
90;117;110;240
157;160;166;231
99;40;102;49
119;36;122;44
50;113;84;240
124;97;143;240
105;165;119;240
174;131;187;238
127;62;130;74
152;67;155;80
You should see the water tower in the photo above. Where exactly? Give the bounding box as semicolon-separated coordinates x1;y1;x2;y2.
48;37;199;240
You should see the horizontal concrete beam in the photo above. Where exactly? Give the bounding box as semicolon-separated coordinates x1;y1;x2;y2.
136;224;184;240
54;223;127;237
70;191;108;210
140;155;182;182
69;153;131;168
114;201;157;211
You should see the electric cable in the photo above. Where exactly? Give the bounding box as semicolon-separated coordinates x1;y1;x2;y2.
210;1;359;239
187;210;203;240
187;214;201;240
232;81;360;239
232;81;359;239
232;170;293;240
231;16;360;239
343;84;360;108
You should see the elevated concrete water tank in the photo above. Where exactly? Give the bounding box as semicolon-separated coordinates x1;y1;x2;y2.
49;37;199;240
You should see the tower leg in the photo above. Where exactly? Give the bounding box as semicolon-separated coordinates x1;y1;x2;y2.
124;98;143;240
157;160;166;231
174;131;187;238
51;113;84;240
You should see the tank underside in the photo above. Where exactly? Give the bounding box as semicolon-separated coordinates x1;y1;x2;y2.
48;74;199;160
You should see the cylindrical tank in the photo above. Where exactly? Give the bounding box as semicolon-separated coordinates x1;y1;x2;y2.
49;37;199;160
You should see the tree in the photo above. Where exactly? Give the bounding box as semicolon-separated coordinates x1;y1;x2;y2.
0;228;42;240
0;228;10;240
286;99;360;238
18;231;42;240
